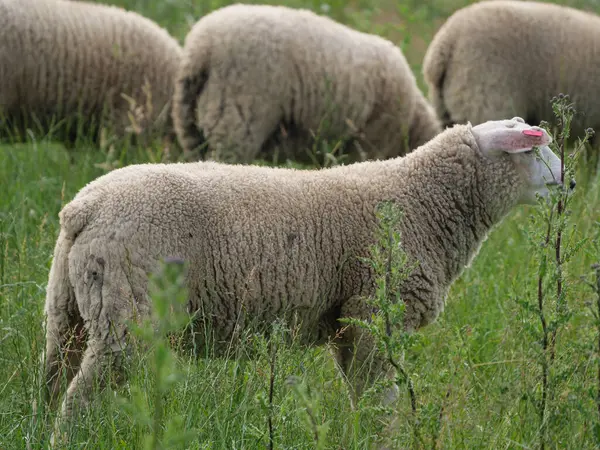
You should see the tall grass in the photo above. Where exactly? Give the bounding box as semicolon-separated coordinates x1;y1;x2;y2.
1;0;600;449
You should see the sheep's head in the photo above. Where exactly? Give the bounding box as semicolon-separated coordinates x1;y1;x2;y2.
472;116;567;205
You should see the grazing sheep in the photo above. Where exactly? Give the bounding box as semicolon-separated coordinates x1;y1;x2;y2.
0;0;182;144
43;117;563;438
423;0;600;142
172;3;442;164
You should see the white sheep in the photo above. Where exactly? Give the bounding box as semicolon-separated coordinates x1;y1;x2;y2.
0;0;183;144
42;117;563;439
172;3;442;164
423;0;600;141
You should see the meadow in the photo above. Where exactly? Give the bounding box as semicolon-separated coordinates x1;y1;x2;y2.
1;0;600;448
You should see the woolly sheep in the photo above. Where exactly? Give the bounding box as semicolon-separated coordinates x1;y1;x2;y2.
43;117;564;439
423;0;600;142
172;3;442;164
0;0;182;144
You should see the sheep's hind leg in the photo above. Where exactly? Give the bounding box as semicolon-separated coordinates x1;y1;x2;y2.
43;312;86;411
52;248;149;443
57;338;125;421
49;338;128;448
42;233;87;412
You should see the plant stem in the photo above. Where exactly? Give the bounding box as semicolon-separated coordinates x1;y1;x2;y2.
268;342;276;450
151;344;164;450
432;383;452;450
550;110;566;364
594;264;600;423
385;225;394;338
382;217;420;446
538;217;552;450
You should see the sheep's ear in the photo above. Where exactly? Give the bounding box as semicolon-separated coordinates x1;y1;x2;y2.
472;118;552;154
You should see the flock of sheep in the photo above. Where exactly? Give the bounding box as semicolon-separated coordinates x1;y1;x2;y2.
8;0;593;444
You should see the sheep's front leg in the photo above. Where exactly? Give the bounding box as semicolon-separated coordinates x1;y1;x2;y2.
331;296;398;409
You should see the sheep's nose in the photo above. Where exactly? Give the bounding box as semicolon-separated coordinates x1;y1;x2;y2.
569;179;576;190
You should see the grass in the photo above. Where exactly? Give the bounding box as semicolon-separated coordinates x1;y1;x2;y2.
1;0;600;448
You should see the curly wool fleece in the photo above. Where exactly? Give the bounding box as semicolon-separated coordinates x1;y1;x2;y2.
0;0;182;142
423;0;600;142
173;3;441;163
43;118;557;437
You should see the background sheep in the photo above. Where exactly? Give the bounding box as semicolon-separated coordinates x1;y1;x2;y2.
0;0;183;145
172;3;442;164
423;0;600;149
42;116;562;437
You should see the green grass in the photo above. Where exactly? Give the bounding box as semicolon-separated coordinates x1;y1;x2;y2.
2;0;600;448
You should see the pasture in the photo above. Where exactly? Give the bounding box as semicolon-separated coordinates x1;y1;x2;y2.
1;0;600;448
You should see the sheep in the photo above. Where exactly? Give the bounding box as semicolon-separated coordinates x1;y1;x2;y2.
0;0;183;145
423;0;600;142
172;3;442;164
42;117;564;439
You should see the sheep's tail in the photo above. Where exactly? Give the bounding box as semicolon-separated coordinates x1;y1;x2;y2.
422;23;456;128
172;61;210;160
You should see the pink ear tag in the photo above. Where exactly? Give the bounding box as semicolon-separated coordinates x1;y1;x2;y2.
522;129;544;137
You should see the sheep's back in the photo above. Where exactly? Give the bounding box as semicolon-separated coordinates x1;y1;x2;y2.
61;162;384;338
436;0;600;132
186;4;417;141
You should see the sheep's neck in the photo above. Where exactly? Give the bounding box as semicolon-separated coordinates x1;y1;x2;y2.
379;148;520;287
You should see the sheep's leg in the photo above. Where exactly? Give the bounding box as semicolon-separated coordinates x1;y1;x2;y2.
42;232;87;411
52;246;150;440
56;338;125;423
43;313;86;410
48;337;128;448
331;296;398;409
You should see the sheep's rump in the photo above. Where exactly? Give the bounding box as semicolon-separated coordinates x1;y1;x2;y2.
423;0;600;137
173;3;435;164
0;0;182;142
